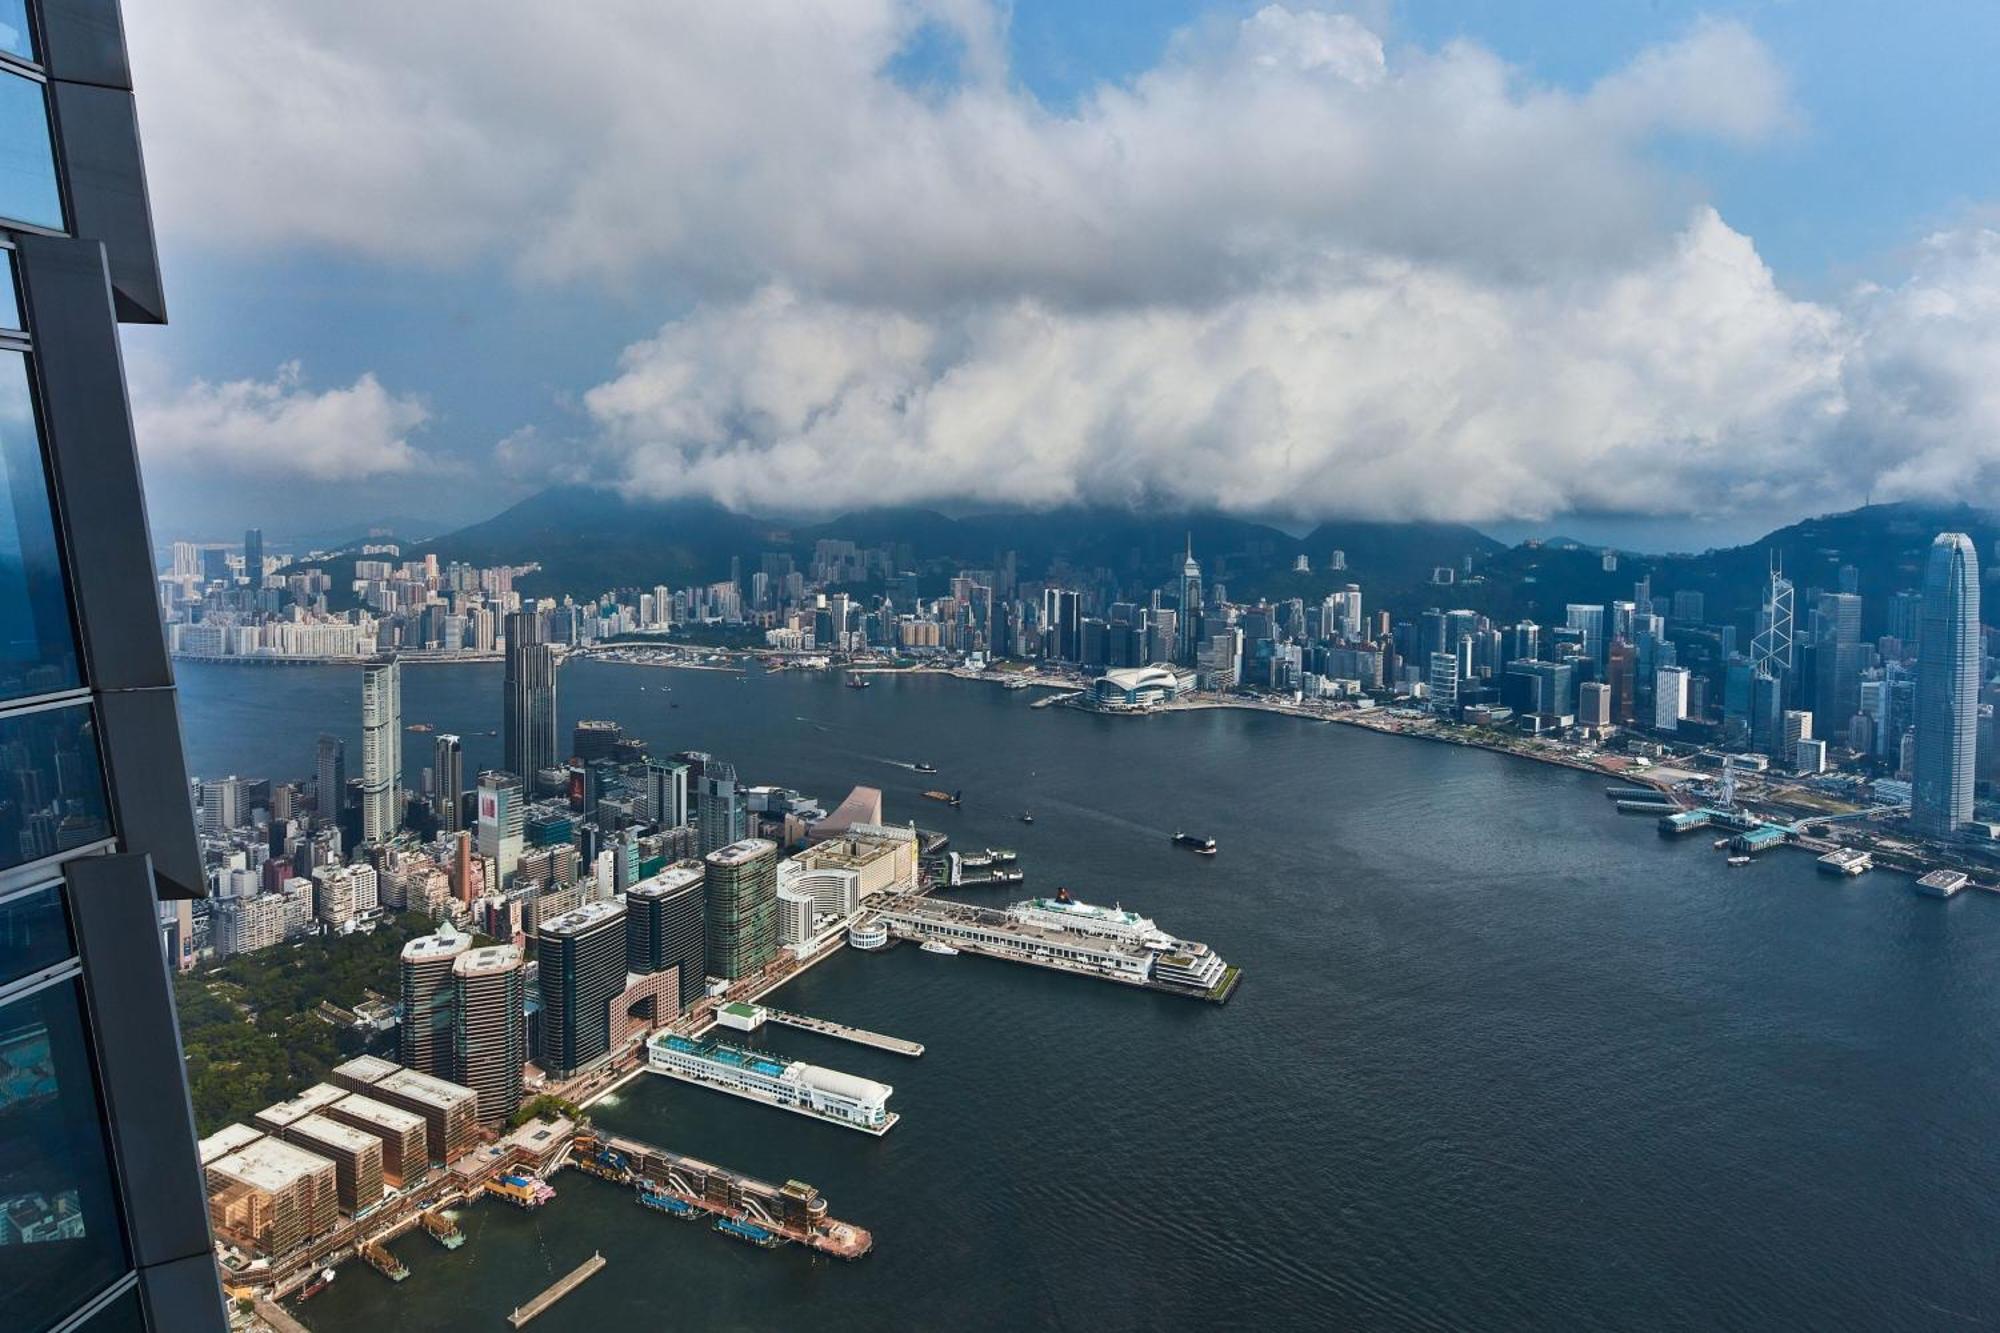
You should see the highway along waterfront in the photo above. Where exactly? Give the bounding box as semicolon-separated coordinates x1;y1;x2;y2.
181;659;2000;1331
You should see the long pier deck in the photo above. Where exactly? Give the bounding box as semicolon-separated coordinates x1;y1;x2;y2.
507;1252;605;1328
761;1007;924;1056
576;1131;873;1260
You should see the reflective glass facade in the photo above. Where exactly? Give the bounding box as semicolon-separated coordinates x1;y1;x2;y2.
0;67;61;231
0;347;82;696
0;2;30;62
0;974;132;1331
0;2;222;1329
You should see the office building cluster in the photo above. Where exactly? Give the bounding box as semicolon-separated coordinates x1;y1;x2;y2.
199;1054;480;1259
1393;533;1988;840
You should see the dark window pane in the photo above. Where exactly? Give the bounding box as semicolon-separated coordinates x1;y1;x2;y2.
0;703;109;869
0;882;70;986
0;250;18;331
0;2;29;63
0;349;81;697
0;980;133;1333
76;1283;147;1333
0;69;61;230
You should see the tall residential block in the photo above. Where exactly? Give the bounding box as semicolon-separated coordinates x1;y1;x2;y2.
359;654;402;843
503;610;558;790
627;861;707;1013
536;900;629;1078
476;769;526;884
453;944;526;1126
433;732;465;832
704;838;779;980
399;929;470;1078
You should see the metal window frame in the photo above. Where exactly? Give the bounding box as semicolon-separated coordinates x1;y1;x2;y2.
0;321;91;694
0;0;43;73
46;1272;143;1333
0;51;72;238
65;852;222;1331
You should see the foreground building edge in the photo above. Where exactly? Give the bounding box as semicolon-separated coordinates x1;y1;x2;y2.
4;1;228;1329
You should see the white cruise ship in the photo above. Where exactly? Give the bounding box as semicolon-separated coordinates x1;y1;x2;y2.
646;1034;897;1135
872;890;1231;996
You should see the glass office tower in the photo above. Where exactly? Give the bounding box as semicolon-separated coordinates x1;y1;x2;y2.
0;2;227;1329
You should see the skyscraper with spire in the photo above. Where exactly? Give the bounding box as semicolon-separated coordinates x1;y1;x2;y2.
1177;535;1202;666
1912;532;1980;837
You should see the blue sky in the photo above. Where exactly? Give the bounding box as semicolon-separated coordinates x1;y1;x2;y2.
123;3;2000;552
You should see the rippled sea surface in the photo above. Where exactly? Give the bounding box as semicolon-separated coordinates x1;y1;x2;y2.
179;660;2000;1331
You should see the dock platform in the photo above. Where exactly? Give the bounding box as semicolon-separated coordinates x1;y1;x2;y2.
575;1132;873;1260
507;1252;605;1328
762;1007;924;1056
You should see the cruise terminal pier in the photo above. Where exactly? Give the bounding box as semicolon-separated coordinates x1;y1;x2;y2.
864;892;1240;1001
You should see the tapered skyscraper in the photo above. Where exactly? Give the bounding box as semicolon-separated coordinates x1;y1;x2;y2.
360;654;402;843
1912;532;1980;837
1177;536;1202;665
503;610;557;789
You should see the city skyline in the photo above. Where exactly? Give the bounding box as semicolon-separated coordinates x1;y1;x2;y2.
17;1;2000;1329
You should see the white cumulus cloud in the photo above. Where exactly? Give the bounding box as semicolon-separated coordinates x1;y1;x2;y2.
135;362;431;481
581;211;1856;523
122;4;2000;525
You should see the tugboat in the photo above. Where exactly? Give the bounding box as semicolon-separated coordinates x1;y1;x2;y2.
1019;812;1035;824
913;761;938;774
1172;832;1218;855
922;790;962;808
844;676;872;689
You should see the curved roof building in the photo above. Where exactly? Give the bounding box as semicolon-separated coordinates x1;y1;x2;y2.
1091;664;1187;708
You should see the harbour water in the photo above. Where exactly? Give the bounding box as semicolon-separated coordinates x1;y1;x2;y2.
179;660;2000;1330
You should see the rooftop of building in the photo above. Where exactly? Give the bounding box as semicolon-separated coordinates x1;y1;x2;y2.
325;1093;426;1133
199;1123;266;1166
401;930;471;963
707;837;777;867
288;1113;384;1157
846;822;917;846
540;898;626;936
332;1054;402;1085
256;1083;349;1128
1095;664;1183;690
795;838;898;871
454;944;524;977
376;1067;479;1110
798;1063;893;1105
209;1136;336;1191
628;861;706;897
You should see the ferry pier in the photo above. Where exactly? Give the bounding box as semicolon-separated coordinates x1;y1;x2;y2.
572;1131;873;1259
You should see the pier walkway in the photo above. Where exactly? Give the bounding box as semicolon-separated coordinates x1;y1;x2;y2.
507;1253;605;1328
576;1131;873;1260
761;1007;924;1056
